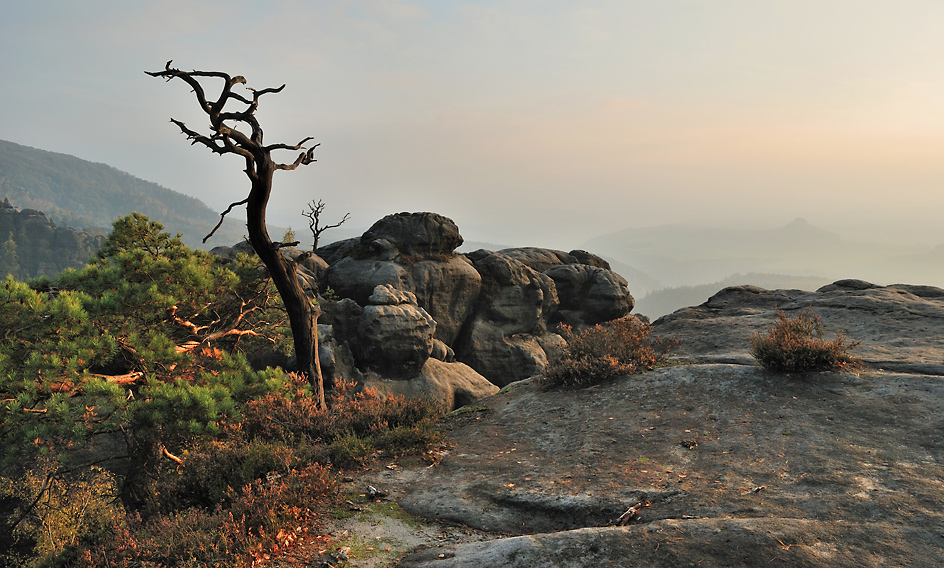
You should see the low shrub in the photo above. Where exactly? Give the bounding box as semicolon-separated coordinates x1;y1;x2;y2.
543;318;676;389
241;376;444;466
75;464;335;568
146;439;300;514
750;309;860;373
0;460;121;567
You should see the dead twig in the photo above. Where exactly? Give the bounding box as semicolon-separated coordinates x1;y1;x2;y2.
616;500;651;525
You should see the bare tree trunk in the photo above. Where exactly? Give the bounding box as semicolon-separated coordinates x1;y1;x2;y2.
147;62;326;409
247;162;325;409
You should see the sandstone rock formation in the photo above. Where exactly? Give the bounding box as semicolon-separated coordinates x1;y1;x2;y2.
0;198;104;279
212;211;637;408
455;247;633;386
651;279;944;374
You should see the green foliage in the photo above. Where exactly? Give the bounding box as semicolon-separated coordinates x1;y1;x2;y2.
147;439;299;513
0;212;446;567
281;226;297;248
0;213;293;562
0;233;19;279
0;459;121;567
73;463;335;568
543;318;676;389
750;308;860;373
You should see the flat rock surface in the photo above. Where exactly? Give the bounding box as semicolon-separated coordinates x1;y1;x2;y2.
651;282;944;375
348;282;944;567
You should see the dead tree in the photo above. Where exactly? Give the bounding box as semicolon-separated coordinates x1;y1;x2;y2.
146;61;327;409
302;199;350;251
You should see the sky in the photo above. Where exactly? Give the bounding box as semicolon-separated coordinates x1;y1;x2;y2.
2;1;944;250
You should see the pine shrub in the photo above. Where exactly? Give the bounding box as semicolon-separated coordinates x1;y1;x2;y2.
750;309;860;373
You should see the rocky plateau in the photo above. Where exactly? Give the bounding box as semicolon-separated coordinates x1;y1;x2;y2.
351;280;943;567
215;213;944;567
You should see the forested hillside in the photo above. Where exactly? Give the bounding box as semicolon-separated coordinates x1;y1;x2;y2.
0;139;244;248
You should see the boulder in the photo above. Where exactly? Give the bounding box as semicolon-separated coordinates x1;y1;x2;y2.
315;323;360;390
406;257;481;343
452;247;635;385
486;247;611;272
354;285;437;377
368;284;417;305
493;247;576;273
208;239;255;261
327;257;412;305
360;358;499;412
281;248;329;286
567;249;611;270
210;241;328;297
454;319;564;387
315;237;359;265
430;339;455;363
467;250;557;333
326;230;481;344
361;211;463;256
327;257;480;344
543;264;635;326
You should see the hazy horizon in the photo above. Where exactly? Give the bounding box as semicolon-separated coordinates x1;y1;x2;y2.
3;1;944;255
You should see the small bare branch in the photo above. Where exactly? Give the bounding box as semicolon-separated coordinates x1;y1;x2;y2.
203;198;249;243
275;143;320;170
162;445;184;465
303;199;351;250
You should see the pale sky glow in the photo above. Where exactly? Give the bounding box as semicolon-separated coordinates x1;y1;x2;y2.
3;1;944;249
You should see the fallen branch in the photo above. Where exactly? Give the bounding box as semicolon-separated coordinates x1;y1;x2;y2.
162;445;184;465
615;500;651;525
90;371;144;386
49;372;144;394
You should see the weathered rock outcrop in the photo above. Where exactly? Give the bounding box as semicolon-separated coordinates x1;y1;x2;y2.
0;199;104;279
355;285;436;376
210;241;328;299
327;256;480;344
213;211;636;407
454;247;633;386
544;263;633;326
315;285;497;410
651;279;944;374
361;358;499;412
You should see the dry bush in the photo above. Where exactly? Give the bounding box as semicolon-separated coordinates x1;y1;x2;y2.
75;464;334;568
750;309;860;373
543;318;676;389
241;376;444;467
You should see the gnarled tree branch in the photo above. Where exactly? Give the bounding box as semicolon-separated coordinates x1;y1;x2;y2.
148;62;326;409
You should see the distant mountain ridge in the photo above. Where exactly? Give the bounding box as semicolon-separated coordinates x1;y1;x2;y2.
0;139;245;248
584;218;855;288
633;272;834;320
